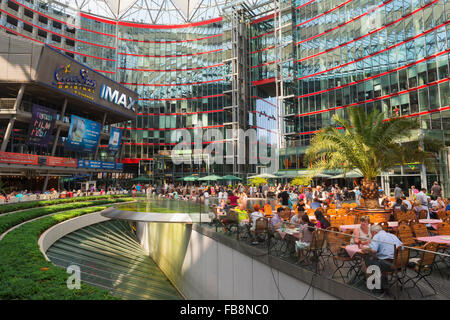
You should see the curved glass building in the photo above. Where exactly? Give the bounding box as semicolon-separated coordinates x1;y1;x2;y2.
1;0;449;194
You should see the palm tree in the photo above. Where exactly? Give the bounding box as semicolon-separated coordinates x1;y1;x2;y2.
304;107;439;209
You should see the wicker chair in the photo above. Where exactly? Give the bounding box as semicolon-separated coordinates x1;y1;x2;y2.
326;230;354;282
297;229;326;273
404;242;439;298
386;246;410;298
412;223;430;238
330;216;343;228
397;224;417;247
436;222;450;235
418;210;428;219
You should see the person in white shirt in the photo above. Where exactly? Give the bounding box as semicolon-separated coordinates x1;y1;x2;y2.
401;196;412;210
250;204;264;245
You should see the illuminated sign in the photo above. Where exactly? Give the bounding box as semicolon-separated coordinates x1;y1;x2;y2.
53;64;96;101
99;84;136;112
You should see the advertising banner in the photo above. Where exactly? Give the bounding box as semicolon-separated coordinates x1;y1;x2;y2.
66;115;101;152
27;104;57;147
46;156;77;168
0;152;38;165
115;163;123;171
101;162;116;170
88;160;102;169
108;127;122;153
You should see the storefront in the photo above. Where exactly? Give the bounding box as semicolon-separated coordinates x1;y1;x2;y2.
0;32;137;192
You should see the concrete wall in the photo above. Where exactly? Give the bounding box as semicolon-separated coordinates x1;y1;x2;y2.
137;222;337;300
39;211;110;261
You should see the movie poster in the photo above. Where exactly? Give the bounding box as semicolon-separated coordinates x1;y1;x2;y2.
27;104;57;147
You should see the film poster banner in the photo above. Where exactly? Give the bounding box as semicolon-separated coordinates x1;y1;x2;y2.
66;115;101;152
27;104;57;147
108;127;122;153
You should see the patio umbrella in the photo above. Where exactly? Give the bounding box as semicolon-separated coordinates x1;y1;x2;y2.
313;173;333;178
332;169;363;179
16;193;24;201
131;175;151;182
248;173;278;179
221;175;242;181
198;175;222;181
182;175;199;182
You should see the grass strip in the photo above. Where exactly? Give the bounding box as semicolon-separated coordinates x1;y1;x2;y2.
0;198;133;235
0;194;129;215
0;206;120;299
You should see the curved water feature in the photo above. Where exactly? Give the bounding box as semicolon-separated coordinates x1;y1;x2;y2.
103;197;212;224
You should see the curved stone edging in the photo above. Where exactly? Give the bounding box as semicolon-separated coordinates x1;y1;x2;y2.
38;202;137;261
38;209;112;261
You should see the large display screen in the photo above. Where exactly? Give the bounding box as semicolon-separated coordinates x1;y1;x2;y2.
65;115;101;152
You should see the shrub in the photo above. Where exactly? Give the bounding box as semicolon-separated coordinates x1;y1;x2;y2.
0;198;132;235
0;206;119;299
0;194;128;215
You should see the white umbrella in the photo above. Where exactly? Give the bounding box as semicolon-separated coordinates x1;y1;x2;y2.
248;173;278;179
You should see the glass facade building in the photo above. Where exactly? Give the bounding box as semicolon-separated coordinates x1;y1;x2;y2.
1;0;449;192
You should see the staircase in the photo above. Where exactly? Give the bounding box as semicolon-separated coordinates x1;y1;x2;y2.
46;220;182;300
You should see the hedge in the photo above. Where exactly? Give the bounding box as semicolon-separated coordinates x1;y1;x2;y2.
0;206;120;299
0;197;133;235
0;194;129;215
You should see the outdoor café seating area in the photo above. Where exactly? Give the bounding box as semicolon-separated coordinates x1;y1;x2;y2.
207;201;450;299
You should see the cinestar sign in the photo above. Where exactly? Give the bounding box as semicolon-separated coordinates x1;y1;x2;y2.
99;84;136;112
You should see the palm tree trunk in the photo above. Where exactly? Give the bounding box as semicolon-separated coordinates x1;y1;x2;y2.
360;179;380;209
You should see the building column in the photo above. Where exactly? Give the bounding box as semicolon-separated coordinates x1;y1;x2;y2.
42;98;68;192
420;164;428;191
1;84;25;152
50;98;68;156
94;112;107;160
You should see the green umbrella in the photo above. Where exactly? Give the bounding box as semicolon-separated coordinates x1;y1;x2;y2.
131;175;151;182
221;175;242;181
198;175;222;181
182;175;199;182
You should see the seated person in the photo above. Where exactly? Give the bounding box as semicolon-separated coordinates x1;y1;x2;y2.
217;199;227;215
250;204;265;244
350;215;372;245
269;207;284;231
314;208;331;229
445;198;450;211
295;214;315;254
282;206;292;221
381;196;390;209
413;200;429;218
290;210;304;225
361;224;403;292
297;198;306;212
401;196;412;211
392;198;407;213
310;198;322;210
429;205;439;219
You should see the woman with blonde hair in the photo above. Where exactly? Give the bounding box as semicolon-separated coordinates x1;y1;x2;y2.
351;215;372;245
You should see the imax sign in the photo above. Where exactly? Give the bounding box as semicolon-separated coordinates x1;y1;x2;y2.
99;84;136;112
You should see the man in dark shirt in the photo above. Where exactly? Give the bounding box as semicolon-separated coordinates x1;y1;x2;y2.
431;181;442;199
278;190;290;206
